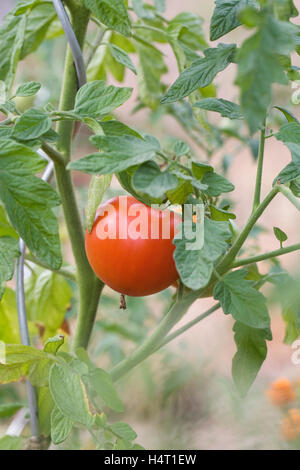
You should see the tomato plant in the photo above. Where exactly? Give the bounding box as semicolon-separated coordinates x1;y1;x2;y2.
0;0;299;451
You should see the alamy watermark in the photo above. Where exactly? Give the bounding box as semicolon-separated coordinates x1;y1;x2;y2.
95;197;205;251
291;339;300;365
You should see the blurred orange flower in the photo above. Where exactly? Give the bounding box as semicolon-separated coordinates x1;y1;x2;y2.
281;408;300;441
266;378;296;406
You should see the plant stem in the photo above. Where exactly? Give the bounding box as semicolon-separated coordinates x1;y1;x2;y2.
41;142;65;166
54;3;103;349
278;185;300;211
85;27;107;67
231;243;300;268
110;293;198;382
252;118;266;213
217;186;279;275
158;303;220;350
56;5;89;162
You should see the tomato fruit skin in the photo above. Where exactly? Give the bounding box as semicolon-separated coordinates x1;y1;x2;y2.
85;196;181;296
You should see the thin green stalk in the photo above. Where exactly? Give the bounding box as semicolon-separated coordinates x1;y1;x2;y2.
177;280;184;301
85;27;107;67
231;243;300;268
278;185;300;212
252;118;266;213
217;186;279;275
56;5;89;161
41;142;65;166
158;303;220;350
110;294;198;382
55;158;103;350
54;3;103;349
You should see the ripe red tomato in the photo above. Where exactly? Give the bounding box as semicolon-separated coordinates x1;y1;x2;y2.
85;195;181;296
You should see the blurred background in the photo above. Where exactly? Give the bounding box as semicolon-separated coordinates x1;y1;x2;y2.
1;0;300;450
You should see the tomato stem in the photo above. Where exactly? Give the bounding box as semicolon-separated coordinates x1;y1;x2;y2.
278;184;300;212
53;3;103;350
252;117;266;213
216;186;279;275
110;292;199;382
158;303;220;350
120;294;127;310
231;243;300;268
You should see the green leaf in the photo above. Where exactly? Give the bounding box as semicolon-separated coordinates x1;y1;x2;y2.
49;363;92;426
0;13;26;89
0;205;18;239
232;321;270;396
117;167;162;205
51;406;74;445
20;3;56;58
86;32;111;82
274;161;300;185
88;368;124;413
108;43;136;75
0;238;20;299
274;106;299;124
172;140;191;157
202;171;235;197
0;435;23;450
270;270;300;344
0;2;56;86
0;288;21;344
15;81;41;97
282;305;300;344
0;402;23;419
169;12;207;54
86;174;112;232
174;217;231;290
74;80;132;118
236;14;296;133
0;344;54;384
109;422;137;441
166;178;194;205
85;0;131;36
192;161;213;180
68;134;160;175
0;2;55;86
210;205;236;221
161;43;236;104
100;120;142;138
273;226;288;244
37;386;53;437
132;161;178;199
170;170;208;192
43;335;65;355
194;98;243;119
25;269;71;339
210;0;258;41
13;108;52;141
276;122;300;167
13;0;41;15
135;41;167;110
0;140;62;270
276;122;300;144
132;0;155;19
214;269;270;329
